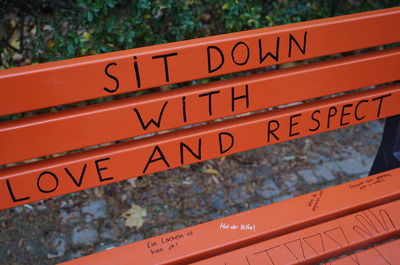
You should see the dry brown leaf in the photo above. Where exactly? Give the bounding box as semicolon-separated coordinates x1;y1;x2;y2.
126;178;137;188
121;204;147;229
9;28;20;50
204;168;220;175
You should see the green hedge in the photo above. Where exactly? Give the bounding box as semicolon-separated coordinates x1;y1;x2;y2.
1;0;398;67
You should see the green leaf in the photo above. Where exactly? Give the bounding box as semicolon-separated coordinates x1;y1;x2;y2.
106;0;115;8
87;11;93;22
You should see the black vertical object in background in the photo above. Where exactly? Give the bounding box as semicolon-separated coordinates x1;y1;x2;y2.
370;114;400;175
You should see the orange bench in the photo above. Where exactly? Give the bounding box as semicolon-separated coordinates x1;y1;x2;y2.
1;7;400;264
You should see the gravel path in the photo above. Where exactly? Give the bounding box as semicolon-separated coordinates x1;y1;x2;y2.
0;119;384;264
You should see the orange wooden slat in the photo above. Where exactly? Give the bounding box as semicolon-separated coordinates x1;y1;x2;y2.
192;200;400;264
1;47;400;165
61;168;400;265
324;238;400;265
1;84;399;209
0;7;399;116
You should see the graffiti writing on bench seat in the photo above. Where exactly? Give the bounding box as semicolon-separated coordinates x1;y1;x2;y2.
219;223;256;232
325;208;396;264
307;190;324;212
348;173;391;191
221;206;397;264
146;230;194;255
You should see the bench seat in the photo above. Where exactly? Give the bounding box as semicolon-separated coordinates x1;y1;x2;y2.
62;168;400;264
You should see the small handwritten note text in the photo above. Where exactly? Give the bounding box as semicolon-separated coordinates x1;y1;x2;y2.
307;190;324;211
348;173;391;191
146;230;193;255
220;222;256;232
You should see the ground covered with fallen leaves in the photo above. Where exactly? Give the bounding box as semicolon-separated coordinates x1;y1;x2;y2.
0;119;384;264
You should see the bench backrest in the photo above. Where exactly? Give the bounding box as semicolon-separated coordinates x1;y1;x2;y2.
0;7;400;212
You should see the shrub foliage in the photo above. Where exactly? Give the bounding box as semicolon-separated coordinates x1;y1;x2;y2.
1;0;398;68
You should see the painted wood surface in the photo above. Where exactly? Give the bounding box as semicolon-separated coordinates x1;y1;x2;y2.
1;47;399;165
1;7;399;264
1;84;399;209
193;200;400;264
0;7;399;115
324;238;400;265
62;168;400;264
